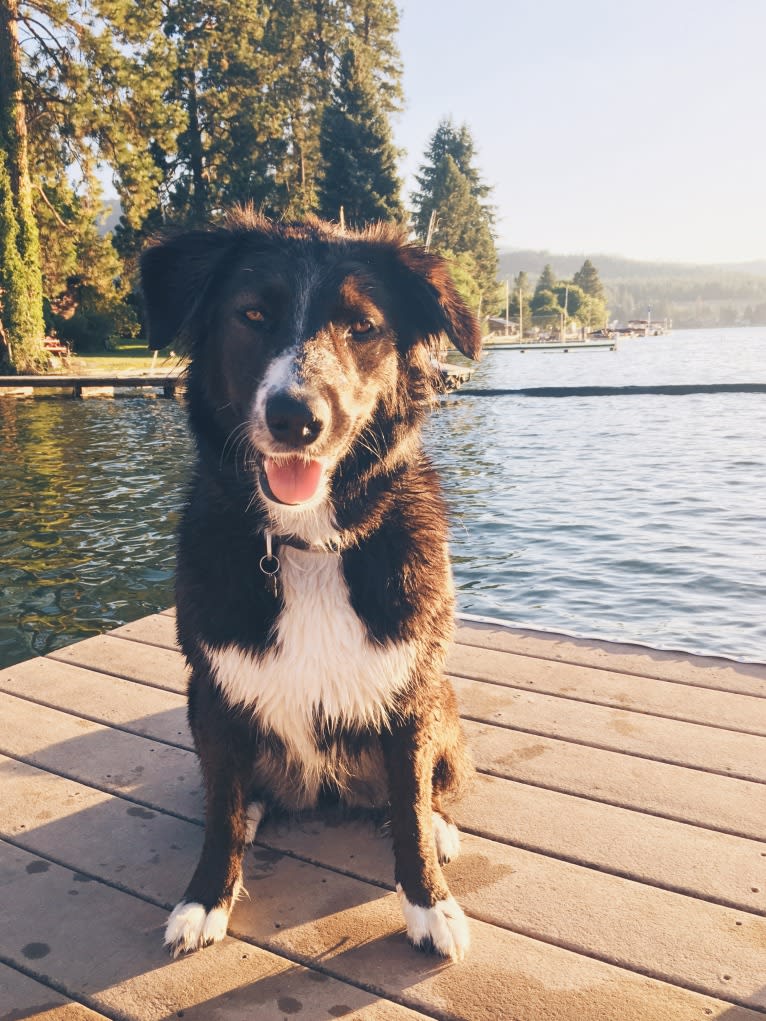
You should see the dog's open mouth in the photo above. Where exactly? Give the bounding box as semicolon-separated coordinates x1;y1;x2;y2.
260;455;325;506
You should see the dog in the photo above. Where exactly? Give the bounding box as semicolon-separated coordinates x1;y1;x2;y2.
140;211;482;961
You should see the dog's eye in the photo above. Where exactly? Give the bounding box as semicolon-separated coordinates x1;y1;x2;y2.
349;319;376;337
243;308;268;325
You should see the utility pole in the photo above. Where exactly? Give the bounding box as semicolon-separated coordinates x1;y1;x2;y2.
560;285;569;342
505;280;510;334
519;287;523;340
424;210;438;252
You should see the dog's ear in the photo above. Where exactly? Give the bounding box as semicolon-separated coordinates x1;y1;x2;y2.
140;230;234;351
393;245;483;361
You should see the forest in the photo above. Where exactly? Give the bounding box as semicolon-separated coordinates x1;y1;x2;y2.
0;0;498;372
499;251;766;329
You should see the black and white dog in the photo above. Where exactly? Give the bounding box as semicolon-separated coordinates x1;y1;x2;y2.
140;212;481;961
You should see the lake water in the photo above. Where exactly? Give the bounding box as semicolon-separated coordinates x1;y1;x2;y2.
1;326;764;667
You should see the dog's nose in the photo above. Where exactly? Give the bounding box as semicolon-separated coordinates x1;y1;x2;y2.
265;393;324;447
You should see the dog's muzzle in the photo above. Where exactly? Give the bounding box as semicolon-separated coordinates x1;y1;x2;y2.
265;392;324;449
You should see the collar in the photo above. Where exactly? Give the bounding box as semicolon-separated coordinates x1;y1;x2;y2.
265;530;343;554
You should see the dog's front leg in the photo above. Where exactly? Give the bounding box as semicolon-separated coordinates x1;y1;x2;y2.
382;718;470;961
165;706;252;956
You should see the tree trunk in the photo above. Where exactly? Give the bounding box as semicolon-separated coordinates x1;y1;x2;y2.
186;75;207;224
0;0;46;373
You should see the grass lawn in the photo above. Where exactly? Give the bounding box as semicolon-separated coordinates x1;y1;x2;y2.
69;342;186;376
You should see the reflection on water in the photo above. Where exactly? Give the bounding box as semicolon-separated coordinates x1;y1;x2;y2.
0;397;192;666
1;327;764;667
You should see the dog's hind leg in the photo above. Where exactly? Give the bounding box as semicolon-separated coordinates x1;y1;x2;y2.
431;809;461;865
381;714;470;961
165;680;253;956
245;799;266;844
431;684;472;866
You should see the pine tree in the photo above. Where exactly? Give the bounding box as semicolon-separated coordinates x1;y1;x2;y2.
411;123;498;309
412;119;493;236
152;0;403;222
318;46;402;228
531;264;559;316
573;258;606;302
348;0;403;115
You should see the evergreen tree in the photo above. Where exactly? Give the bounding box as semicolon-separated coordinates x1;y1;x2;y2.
411;123;498;309
2;0;180;357
412;118;493;236
534;264;558;297
508;271;532;329
553;282;586;322
152;0;403;222
573;258;606;302
318;46;402;228
0;0;46;371
531;264;560;317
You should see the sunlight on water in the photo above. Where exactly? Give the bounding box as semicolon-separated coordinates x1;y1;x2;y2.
1;327;764;667
0;397;192;666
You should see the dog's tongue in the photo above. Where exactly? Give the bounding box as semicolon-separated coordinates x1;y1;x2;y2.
263;457;323;505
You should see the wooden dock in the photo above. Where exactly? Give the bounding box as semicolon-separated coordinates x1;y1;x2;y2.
0;373;185;398
1;611;764;1020
483;340;617;353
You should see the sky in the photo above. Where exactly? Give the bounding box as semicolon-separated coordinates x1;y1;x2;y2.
393;0;766;264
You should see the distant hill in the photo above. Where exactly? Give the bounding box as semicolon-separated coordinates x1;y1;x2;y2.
498;250;766;327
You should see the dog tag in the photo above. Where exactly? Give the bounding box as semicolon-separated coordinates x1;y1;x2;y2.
259;532;281;599
259;553;280;599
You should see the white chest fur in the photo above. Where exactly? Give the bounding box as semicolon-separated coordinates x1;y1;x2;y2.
202;548;416;777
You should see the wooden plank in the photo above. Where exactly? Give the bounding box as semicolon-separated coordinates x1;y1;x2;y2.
10;648;766;845
0;374;183;388
460;773;766;914
452;676;766;782
0;964;109;1020
1;687;763;915
108;614;178;650
263;817;766;1010
448;642;766;734
0;691;201;822
0;657;188;746
4;758;764;1012
454;620;766;697
41;636;766;840
49;635;188;693
0;841;427;1021
464;722;766;842
125;610;766;700
3;812;763;1021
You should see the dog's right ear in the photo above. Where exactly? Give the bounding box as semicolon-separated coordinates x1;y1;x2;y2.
140;230;233;350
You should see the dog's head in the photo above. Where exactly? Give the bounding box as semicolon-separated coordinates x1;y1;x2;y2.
141;212;480;524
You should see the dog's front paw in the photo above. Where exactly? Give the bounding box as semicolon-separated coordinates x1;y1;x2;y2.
164;901;231;956
396;885;470;961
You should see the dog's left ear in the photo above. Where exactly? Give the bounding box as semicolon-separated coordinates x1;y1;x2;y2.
393;245;483;361
140;229;234;351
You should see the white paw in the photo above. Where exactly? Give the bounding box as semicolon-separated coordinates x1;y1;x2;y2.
433;813;461;864
164;901;231;956
245;800;266;844
396;885;470;961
